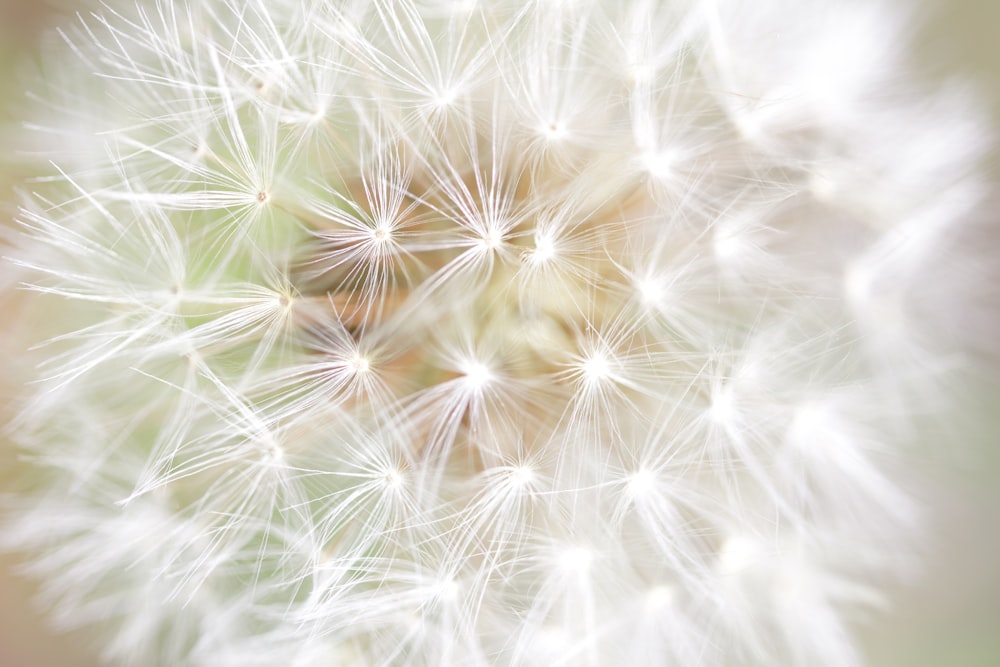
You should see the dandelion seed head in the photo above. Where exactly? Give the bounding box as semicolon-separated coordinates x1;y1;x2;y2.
1;0;988;664
382;467;405;490
479;227;505;252
434;576;460;602
635;276;664;306
350;354;371;375
640;149;677;179
580;351;612;384
264;443;285;463
433;87;459;109
710;385;738;425
714;230;745;263
531;231;557;263
462;360;493;389
541;121;568;141
626;468;656;500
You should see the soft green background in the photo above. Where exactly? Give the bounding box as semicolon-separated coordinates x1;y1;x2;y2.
0;1;996;665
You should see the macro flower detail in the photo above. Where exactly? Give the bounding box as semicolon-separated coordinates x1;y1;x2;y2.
1;1;990;666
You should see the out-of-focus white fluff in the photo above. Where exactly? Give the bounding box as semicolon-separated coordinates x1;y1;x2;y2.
1;1;991;665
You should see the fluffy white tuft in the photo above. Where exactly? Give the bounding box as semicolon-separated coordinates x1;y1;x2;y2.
1;0;990;665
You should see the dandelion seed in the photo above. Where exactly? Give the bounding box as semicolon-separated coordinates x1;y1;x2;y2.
462;360;493;389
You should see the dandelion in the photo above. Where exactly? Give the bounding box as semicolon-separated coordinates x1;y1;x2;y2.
1;0;991;665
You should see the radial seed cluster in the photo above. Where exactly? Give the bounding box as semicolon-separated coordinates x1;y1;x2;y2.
2;1;988;665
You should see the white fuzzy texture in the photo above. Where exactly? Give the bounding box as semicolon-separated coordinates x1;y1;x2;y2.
1;1;990;665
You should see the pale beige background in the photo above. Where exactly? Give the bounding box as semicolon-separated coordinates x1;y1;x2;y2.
0;1;997;666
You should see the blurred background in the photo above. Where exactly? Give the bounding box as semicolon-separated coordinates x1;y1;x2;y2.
0;0;997;665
